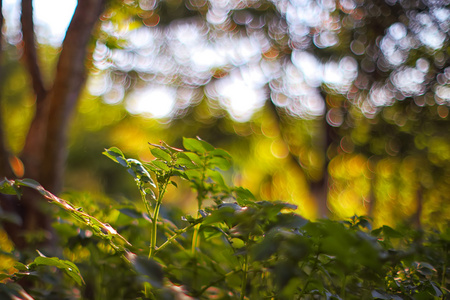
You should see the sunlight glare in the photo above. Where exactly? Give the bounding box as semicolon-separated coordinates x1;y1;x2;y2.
215;74;267;122
126;87;176;119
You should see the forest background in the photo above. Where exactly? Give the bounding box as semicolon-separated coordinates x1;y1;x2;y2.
0;0;449;298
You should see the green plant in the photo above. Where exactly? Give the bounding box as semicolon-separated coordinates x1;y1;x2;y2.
0;138;448;299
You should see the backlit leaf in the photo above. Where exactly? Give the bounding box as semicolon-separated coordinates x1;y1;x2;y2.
152;160;170;172
151;148;172;162
209;157;231;170
183;138;207;153
103;147;127;167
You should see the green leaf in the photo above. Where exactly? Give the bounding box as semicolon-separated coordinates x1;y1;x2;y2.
276;213;308;229
152;160;170;172
207;170;227;188
0;178;21;197
234;187;256;205
16;178;42;190
183;152;203;166
103;147;127;167
175;157;198;169
375;225;403;239
184;169;201;180
414;261;437;276
32;256;84;285
430;281;443;297
171;169;189;180
211;148;232;159
183;138;208;153
209;157;231;170
127;159;156;187
0;274;12;281
151;148;172;162
198;138;215;151
13;262;28;271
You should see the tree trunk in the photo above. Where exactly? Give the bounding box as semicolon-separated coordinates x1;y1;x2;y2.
266;98;332;218
309;114;333;218
1;0;108;250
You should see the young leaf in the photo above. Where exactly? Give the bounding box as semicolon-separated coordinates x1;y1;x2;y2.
234;187;256;205
103;147;128;167
16;178;42;190
0;178;21;198
183;138;208;154
182;152;202;166
32;256;84;285
211;148;232;159
184;169;201;180
197;137;215;151
127;159;156;187
209;157;231;170
207;169;227;188
152;160;170;172
175;157;198;169
151;148;172;162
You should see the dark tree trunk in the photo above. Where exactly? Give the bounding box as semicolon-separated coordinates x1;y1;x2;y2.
39;0;108;193
265;98;333;218
1;0;108;250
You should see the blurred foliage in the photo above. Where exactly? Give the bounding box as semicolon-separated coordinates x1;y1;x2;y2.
1;140;449;299
0;0;449;296
54;0;450;228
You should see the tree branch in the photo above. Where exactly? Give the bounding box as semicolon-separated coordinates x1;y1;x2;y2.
20;0;47;102
0;0;14;178
265;97;331;217
40;0;108;192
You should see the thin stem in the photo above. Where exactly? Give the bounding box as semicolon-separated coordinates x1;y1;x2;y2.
297;250;320;298
154;223;197;255
139;187;152;223
149;200;162;258
149;179;169;258
191;154;208;255
240;251;249;300
191;223;201;253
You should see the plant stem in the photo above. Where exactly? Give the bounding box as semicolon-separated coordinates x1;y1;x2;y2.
154;223;197;255
191;202;202;254
140;187;153;222
297;250;320;298
191;154;208;255
240;251;249;300
149;180;168;258
149;199;162;258
191;223;201;254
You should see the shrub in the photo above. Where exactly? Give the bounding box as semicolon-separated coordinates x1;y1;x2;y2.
0;138;448;299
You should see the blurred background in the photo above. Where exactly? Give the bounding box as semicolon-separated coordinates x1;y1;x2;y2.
1;0;449;230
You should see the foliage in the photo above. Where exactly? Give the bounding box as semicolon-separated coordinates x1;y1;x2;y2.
1;139;449;299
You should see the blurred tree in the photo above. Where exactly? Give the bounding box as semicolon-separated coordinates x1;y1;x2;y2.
94;0;448;224
0;0;449;250
0;0;108;248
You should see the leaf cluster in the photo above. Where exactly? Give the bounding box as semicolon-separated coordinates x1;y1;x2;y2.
0;138;448;299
